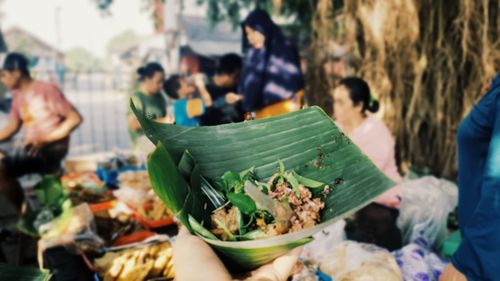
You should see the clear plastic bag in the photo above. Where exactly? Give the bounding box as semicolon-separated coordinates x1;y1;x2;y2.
38;203;104;254
303;220;346;261
319;241;402;281
397;176;458;248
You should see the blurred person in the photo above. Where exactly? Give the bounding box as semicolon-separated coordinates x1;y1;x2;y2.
200;53;245;126
163;74;215;127
55;56;67;89
0;53;82;210
238;9;304;119
128;62;171;147
332;77;403;251
173;227;301;281
440;74;500;281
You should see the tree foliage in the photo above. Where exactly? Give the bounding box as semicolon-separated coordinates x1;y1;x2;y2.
65;47;104;72
107;30;139;54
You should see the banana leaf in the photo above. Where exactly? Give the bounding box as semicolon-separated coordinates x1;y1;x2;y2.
17;176;71;237
133;102;395;270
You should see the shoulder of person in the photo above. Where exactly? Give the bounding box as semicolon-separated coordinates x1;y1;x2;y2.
367;115;395;141
34;80;63;95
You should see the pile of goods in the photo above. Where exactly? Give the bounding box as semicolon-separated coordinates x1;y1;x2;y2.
94;242;174;281
118;170;152;190
136;197;174;222
114;171;156;208
28;153;178;281
62;172;113;205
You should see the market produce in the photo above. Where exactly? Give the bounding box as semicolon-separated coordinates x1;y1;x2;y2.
118;170;151;190
134;104;395;269
94;242;174;281
18;176;71;236
62;172;114;205
137;197;173;221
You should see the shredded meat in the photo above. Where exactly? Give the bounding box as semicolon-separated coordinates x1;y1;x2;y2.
268;183;325;234
210;206;239;241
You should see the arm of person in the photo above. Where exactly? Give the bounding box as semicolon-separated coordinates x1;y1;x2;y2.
450;93;500;280
128;114;142;131
154;116;174;124
209;93;243;110
225;92;243;105
0;118;21;143
193;74;213;108
41;107;83;143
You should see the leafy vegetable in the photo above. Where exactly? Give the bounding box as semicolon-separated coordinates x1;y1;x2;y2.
292;171;326;189
227;193;256;215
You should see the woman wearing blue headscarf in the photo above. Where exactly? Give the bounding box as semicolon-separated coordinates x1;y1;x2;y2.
239;9;304;119
440;73;500;281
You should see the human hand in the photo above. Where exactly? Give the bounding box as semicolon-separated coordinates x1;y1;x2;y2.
173;228;301;281
226;93;243;104
155;115;175;124
439;264;467;281
24;137;46;157
192;74;206;88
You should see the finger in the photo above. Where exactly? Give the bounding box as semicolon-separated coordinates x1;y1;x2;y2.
249;247;302;281
173;229;232;281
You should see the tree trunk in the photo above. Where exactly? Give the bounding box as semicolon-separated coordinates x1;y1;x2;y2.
308;0;499;178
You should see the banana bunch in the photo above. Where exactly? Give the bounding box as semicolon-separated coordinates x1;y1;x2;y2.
94;242;174;281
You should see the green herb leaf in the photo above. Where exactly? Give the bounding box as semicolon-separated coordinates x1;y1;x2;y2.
292;171;326;189
227;193;257;215
222;171;243;193
278;160;285;174
239;166;255;179
235;207;245;235
284;172;301;197
223;171;241;184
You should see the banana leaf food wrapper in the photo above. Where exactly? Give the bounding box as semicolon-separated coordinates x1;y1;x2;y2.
132;102;394;270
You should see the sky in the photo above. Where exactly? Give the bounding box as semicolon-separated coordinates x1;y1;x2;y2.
1;0;206;57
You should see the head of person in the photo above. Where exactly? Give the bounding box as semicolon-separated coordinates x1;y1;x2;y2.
163;75;196;100
242;9;275;49
215;53;242;88
0;52;31;90
332;77;379;123
137;62;165;95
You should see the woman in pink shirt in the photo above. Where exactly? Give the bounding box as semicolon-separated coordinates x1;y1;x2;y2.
332;77;402;250
0;53;82;210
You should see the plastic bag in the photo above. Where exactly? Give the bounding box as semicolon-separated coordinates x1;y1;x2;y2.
303;220;346;261
392;237;448;281
319;241;403;281
397;176;458;248
38;203;104;254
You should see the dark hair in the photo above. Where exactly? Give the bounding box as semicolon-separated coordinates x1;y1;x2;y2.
163;75;181;99
2;52;31;77
137;62;164;81
216;53;242;76
338;77;379;113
